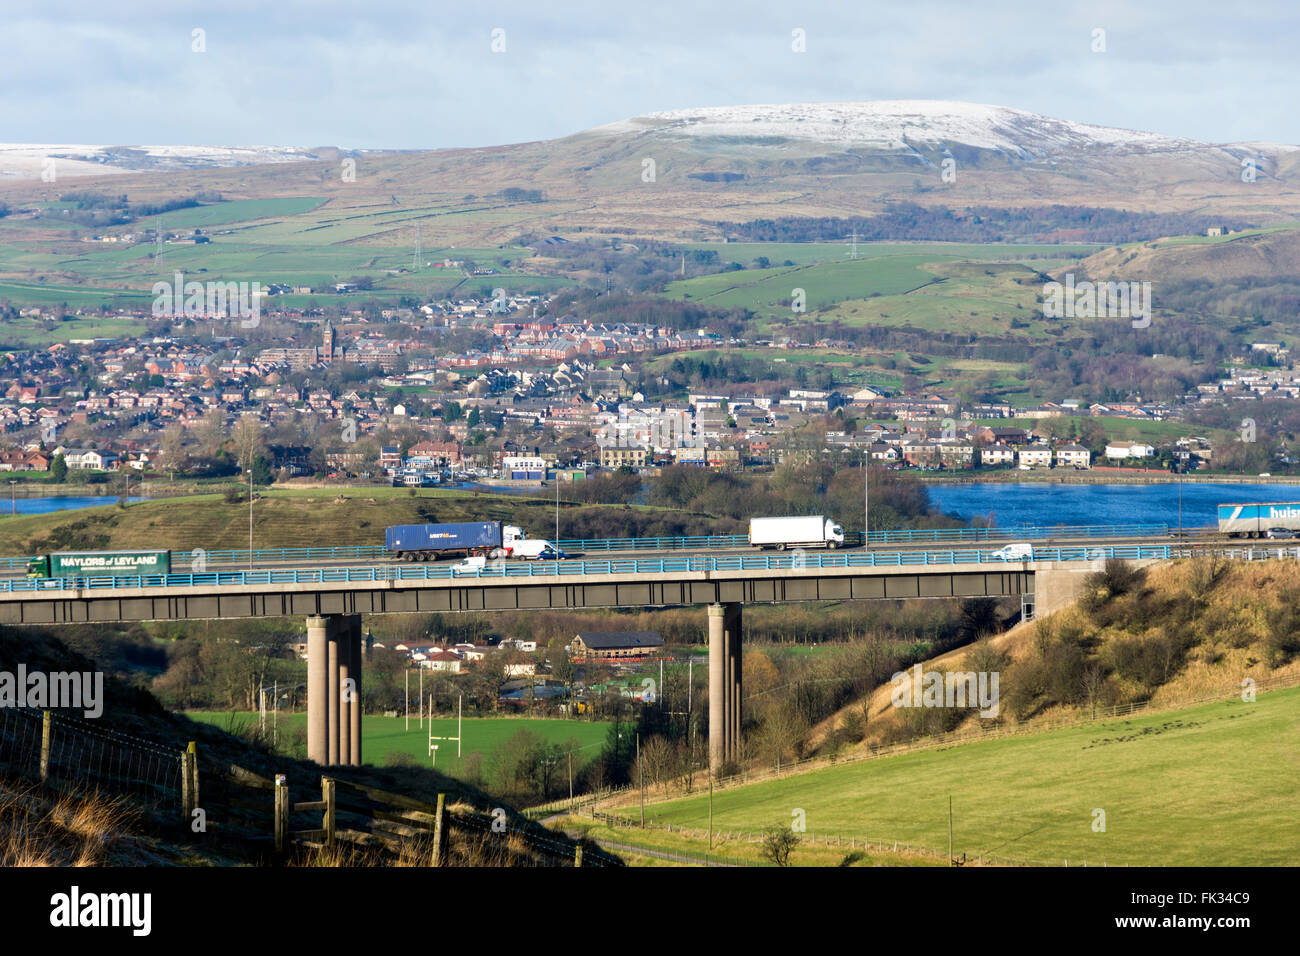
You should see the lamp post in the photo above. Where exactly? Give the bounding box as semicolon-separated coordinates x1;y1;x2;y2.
9;480;15;516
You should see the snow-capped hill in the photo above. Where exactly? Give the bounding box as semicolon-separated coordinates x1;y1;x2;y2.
596;100;1207;156
0;144;378;181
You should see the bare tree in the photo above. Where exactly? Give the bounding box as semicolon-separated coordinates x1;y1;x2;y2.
760;825;801;866
1080;662;1106;719
231;413;266;473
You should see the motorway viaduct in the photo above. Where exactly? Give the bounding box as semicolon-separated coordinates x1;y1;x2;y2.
0;558;1109;771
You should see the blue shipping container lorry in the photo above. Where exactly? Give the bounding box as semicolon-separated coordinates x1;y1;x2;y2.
385;521;524;560
1217;502;1300;537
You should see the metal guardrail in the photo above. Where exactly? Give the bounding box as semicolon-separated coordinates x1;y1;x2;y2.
0;545;1175;594
858;523;1173;545
554;533;750;552
0;523;1182;572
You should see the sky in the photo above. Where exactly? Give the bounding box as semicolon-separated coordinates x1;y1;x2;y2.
3;0;1298;150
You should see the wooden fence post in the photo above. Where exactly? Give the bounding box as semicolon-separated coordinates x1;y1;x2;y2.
187;741;199;810
322;777;336;848
180;749;195;820
274;775;289;853
431;793;446;866
39;710;51;783
574;844;583;868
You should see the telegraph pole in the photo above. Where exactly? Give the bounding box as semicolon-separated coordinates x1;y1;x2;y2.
708;771;713;850
1178;477;1183;537
864;450;870;547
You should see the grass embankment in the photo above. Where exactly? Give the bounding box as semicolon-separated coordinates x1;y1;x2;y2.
0;487;691;556
627;684;1299;866
807;558;1300;757
0;783;160;866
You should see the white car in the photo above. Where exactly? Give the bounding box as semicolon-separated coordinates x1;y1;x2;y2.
452;555;487;574
990;543;1034;561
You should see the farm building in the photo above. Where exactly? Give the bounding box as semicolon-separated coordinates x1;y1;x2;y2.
568;630;664;660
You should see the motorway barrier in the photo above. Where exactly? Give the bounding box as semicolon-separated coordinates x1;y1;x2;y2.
0;523;1181;572
0;544;1177;594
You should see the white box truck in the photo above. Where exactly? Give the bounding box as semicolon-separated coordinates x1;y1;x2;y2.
749;516;845;551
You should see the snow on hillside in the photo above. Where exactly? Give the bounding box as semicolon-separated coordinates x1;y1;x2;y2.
0;143;322;181
596;100;1208;156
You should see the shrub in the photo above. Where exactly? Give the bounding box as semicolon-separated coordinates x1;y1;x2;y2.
1081;559;1147;614
760;826;801;866
1264;606;1300;667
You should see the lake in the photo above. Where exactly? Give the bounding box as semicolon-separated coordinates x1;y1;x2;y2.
927;482;1300;530
1;495;150;517
7;483;1300;534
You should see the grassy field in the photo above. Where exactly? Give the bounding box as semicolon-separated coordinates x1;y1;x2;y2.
0;489;517;554
630;685;1300;866
663;242;1096;333
0;185;564;307
0;310;149;345
185;710;611;774
967;416;1237;447
685;241;1100;267
553;815;946;867
0;486;692;556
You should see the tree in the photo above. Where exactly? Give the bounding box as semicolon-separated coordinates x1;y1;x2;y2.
549;651;577;713
251;454;273;486
466;406;480;428
232;414;266;473
1080;663;1107;719
760;825;801;866
196;408;226;457
157;423;189;474
50;452;67;483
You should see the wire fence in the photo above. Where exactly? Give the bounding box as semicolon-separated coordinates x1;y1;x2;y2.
0;707;616;866
583;809;1121;867
0;707;184;808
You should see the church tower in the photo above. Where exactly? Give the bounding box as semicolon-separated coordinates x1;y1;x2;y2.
322;321;335;363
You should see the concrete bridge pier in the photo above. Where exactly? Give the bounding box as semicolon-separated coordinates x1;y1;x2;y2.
708;602;742;773
307;613;364;766
346;615;363;765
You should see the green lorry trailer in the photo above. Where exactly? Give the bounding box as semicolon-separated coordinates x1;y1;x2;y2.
26;550;172;579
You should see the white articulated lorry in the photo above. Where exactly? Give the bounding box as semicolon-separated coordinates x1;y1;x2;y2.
749;515;845;551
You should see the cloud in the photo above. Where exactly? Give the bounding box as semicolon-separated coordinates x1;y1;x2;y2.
2;0;1297;148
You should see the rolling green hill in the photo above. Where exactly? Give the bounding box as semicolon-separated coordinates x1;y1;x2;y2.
633;684;1300;866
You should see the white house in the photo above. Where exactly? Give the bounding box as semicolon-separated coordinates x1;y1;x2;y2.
1016;446;1053;468
980;443;1016;466
62;449;117;470
1054;444;1092;468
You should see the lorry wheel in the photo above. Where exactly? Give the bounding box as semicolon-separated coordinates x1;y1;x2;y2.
827;542;838;550
777;543;787;551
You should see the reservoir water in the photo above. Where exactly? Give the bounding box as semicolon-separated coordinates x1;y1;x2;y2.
1;495;150;517
4;484;1300;533
927;482;1300;530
